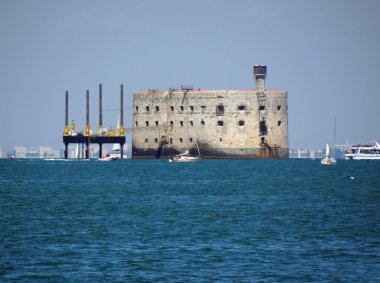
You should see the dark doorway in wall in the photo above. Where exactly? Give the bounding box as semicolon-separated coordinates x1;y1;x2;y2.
259;120;267;135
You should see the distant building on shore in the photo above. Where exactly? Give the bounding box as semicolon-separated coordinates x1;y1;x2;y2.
13;146;61;159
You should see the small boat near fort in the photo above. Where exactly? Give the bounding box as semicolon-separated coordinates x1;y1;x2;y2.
345;141;380;160
169;151;200;163
99;153;118;161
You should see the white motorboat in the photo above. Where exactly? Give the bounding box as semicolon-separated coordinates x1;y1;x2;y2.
99;154;118;161
168;112;201;163
345;141;380;160
169;151;200;163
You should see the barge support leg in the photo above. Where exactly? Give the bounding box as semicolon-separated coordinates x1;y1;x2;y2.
64;143;68;159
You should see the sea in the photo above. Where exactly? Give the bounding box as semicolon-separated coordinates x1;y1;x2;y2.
0;158;379;282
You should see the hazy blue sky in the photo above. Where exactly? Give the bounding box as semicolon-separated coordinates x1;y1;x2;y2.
1;0;379;152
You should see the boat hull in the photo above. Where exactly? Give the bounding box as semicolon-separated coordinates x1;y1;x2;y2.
345;154;380;160
321;157;337;165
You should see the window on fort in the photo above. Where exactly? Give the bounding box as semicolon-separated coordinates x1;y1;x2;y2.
277;105;281;111
189;138;193;143
201;105;207;110
259;105;265;111
155;121;159;126
135;106;139;112
238;105;246;111
201;120;205;126
145;138;148;143
217;120;224;126
170;138;173;144
278;121;282;126
216;104;224;115
146;106;150;111
220;138;223;142
170;106;174;111
145;121;149;126
190;121;193;126
238;120;245;126
180;106;184;111
155;138;158;143
180;121;184;126
259;121;267;135
170;121;173;126
190;106;194;112
156;106;160;112
179;138;183;143
135;121;139;127
261;137;265;144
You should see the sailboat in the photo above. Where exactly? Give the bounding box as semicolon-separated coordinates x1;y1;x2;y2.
75;143;79;159
321;119;337;165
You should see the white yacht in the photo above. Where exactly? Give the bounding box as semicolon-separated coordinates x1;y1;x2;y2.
169;151;200;163
99;153;118;161
345;141;380;160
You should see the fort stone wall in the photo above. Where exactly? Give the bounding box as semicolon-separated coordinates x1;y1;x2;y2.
132;66;289;159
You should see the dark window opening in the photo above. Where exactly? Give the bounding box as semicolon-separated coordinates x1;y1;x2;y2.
278;121;282;126
170;106;174;111
220;138;223;142
179;138;183;143
180;106;184;111
190;121;193;126
155;121;159;126
135;106;139;112
259;121;267;135
216;104;225;115
135;121;138;127
238;120;245;126
201;120;205;126
170;121;173;126
277;105;281;111
190;106;194;112
259;105;265;111
146;106;150;111
261;137;266;144
145;138;148;143
155;106;160;111
154;138;158;143
238;105;246;111
180;121;184;126
145;121;149;126
189;138;193;143
217;120;224;126
170;138;173;144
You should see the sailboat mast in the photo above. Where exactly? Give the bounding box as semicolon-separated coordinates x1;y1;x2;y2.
332;119;336;158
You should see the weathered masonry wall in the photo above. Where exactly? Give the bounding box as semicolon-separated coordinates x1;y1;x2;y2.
132;88;289;159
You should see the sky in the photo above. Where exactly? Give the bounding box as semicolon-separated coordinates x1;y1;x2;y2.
1;0;379;153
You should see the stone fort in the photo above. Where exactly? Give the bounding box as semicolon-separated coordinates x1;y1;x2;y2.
132;65;289;159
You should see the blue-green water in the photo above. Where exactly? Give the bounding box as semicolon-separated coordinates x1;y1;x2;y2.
0;159;379;282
